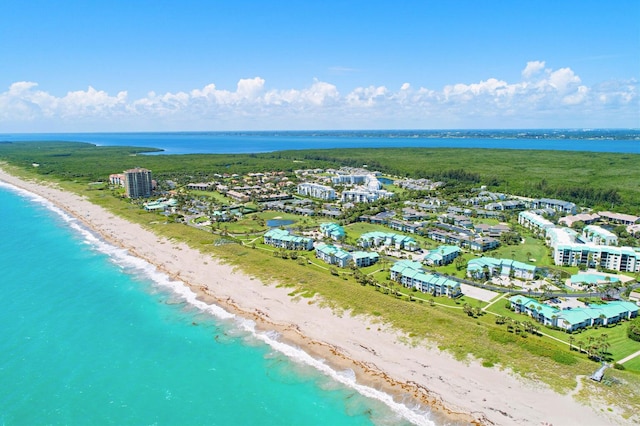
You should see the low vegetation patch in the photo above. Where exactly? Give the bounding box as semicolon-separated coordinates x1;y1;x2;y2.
628;318;640;342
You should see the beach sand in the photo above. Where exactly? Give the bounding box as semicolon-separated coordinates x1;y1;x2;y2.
0;167;630;426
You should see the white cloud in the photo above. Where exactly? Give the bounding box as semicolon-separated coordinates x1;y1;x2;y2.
0;62;637;131
522;61;546;79
345;85;388;107
563;85;589;105
236;77;265;99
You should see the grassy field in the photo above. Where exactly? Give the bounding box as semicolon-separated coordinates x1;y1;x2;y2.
486;302;640;361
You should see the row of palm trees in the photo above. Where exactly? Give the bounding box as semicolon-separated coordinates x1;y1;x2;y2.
494;315;542;336
568;334;611;361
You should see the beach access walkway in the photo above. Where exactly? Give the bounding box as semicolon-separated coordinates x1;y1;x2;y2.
618;349;640;365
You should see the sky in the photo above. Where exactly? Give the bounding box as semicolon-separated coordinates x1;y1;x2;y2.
1;0;638;132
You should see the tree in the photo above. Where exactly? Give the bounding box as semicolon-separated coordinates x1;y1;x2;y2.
627;318;640;342
568;335;575;351
463;303;474;317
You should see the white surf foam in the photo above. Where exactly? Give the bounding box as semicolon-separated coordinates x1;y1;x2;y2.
1;180;436;426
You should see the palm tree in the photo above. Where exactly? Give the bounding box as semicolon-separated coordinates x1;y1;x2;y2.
577;339;585;353
463;303;473;316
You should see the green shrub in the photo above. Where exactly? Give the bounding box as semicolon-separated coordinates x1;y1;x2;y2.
627;317;640;342
488;329;517;344
551;351;577;365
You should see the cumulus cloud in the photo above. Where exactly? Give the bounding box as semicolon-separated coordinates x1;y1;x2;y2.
0;62;637;131
522;61;546;79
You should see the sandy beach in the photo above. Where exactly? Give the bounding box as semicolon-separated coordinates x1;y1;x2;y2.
0;167;630;426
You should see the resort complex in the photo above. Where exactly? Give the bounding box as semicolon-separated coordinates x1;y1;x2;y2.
509;296;638;332
2;140;640;426
518;211;640;273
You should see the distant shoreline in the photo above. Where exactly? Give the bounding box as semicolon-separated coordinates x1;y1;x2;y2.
0;165;631;426
1;129;638;155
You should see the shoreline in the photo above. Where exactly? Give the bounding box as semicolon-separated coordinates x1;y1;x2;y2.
0;166;629;426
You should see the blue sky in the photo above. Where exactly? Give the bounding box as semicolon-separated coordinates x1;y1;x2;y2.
1;0;638;131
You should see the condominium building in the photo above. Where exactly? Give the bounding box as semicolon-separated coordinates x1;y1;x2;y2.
509;296;638;332
320;222;345;241
518;211;554;234
124;168;153;198
390;260;461;297
553;244;640;272
423;245;461;266
467;257;537;280
582;225;618;246
315;243;378;267
598;211;640;226
263;228;314;251
530;198;577;214
297;183;336;200
357;231;419;251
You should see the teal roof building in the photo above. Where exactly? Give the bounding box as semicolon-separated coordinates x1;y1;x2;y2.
467;257;537;280
320;222;345;241
264;228;314;251
390;260;461;297
424;245;461;266
509;296;639;332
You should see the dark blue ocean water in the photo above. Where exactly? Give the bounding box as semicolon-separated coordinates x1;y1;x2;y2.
0;184;429;426
1;129;638;154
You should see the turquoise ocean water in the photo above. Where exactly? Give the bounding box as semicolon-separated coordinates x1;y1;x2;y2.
0;183;432;426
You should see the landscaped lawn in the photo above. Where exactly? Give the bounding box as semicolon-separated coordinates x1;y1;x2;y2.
621;354;640;371
486;300;640;368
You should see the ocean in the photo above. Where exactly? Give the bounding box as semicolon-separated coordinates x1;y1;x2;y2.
0;183;429;425
1;129;638;154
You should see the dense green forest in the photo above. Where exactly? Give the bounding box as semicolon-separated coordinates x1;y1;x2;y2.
1;141;638;213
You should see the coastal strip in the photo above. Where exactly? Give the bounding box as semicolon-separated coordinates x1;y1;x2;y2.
0;166;624;426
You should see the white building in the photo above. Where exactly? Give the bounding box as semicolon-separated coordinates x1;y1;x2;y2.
518;211;554;234
582;225;618;246
297;182;336;200
124;168;153;199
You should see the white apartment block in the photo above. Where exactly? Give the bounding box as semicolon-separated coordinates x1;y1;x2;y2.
518;211;554;234
553;244;640;273
582;225;618;246
297;182;336;200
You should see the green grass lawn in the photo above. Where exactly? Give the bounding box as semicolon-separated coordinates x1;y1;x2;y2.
621;355;640;371
486;300;640;366
488;236;555;267
188;189;230;204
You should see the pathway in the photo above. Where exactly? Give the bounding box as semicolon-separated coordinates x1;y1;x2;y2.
482;293;506;311
618;349;640;364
